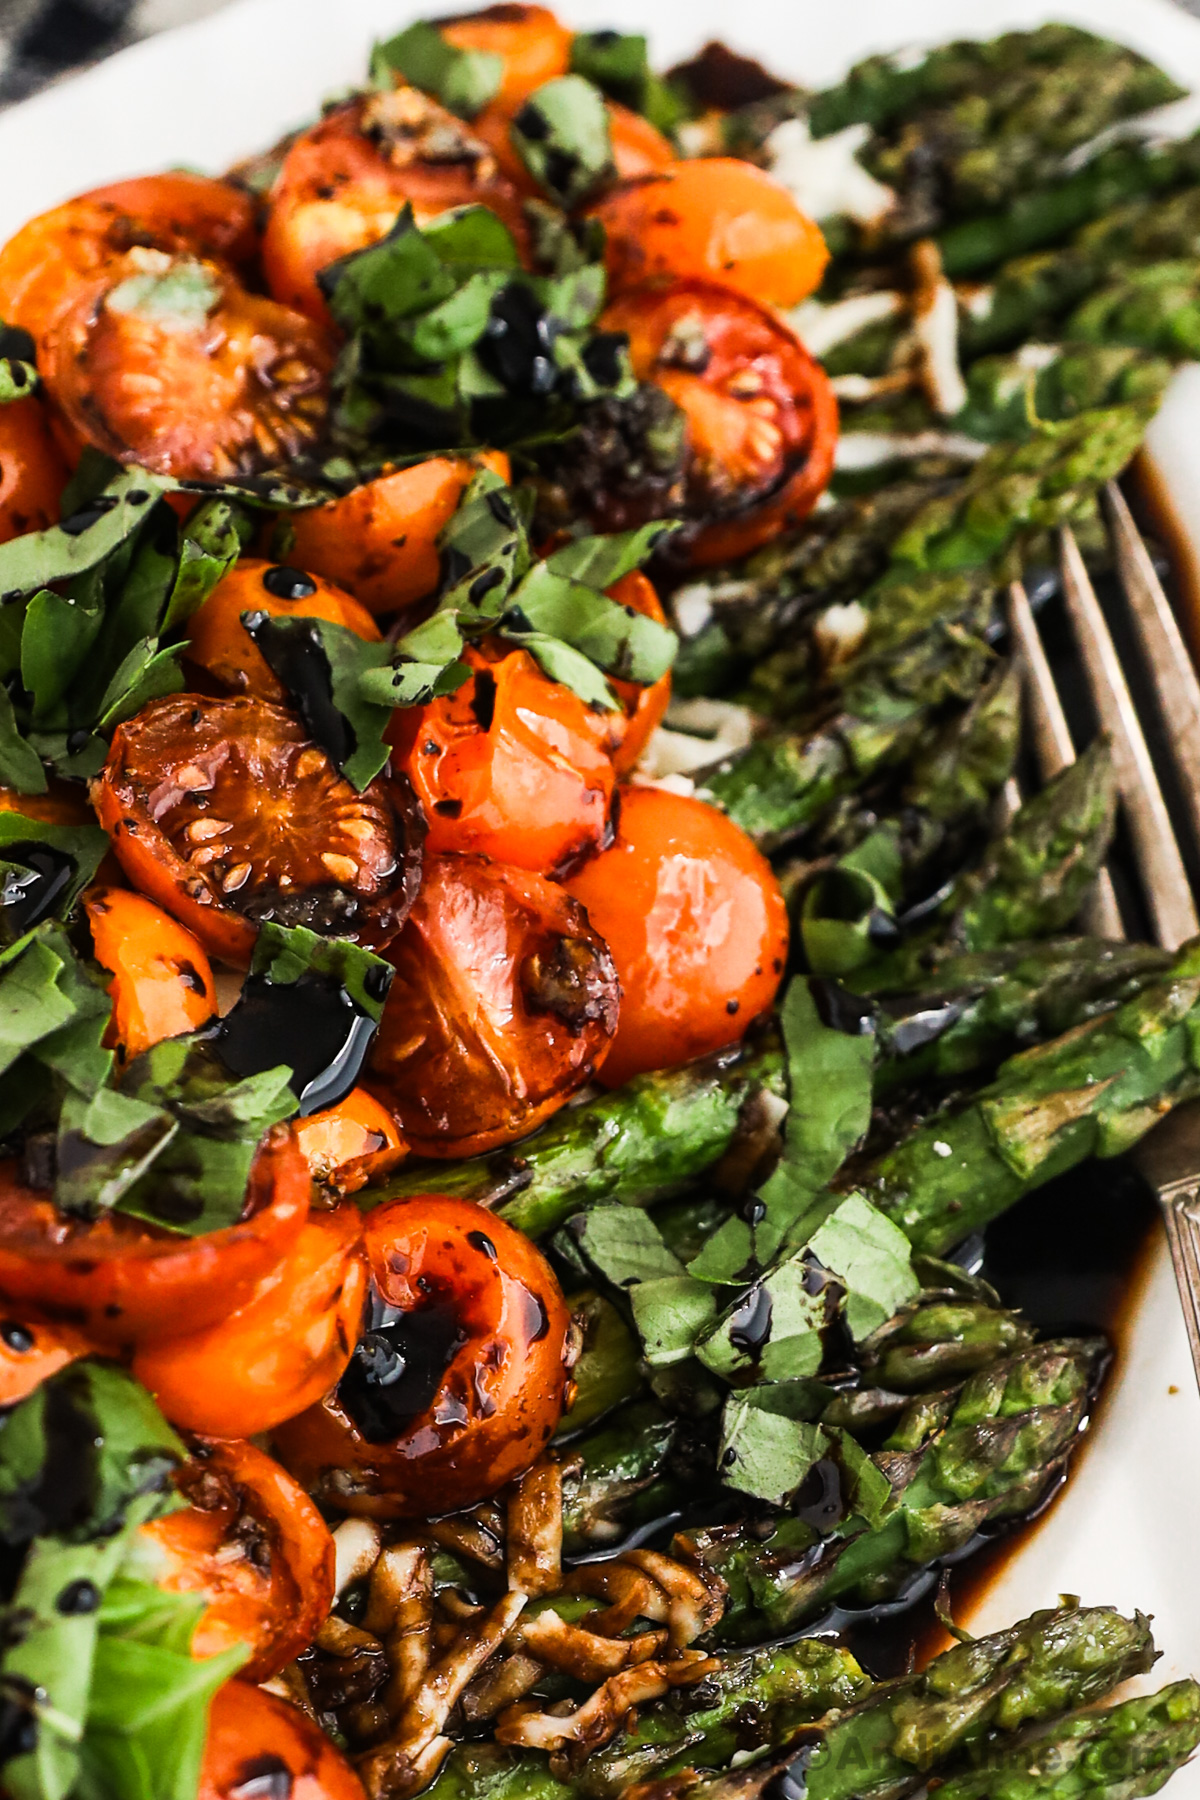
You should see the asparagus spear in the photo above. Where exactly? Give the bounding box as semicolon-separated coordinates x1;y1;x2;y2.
863;939;1200;1255
560;1400;684;1552
955;342;1173;443
685;1336;1108;1641
418;1640;870;1800
370;1027;788;1233
932;1680;1200;1800
1069;260;1200;359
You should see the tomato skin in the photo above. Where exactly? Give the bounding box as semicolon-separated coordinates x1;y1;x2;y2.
135;1438;335;1683
390;644;617;875
286;451;510;618
262;94;531;323
185;560;382;703
273;1196;570;1518
293;1088;408;1197
84;886;216;1064
606;570;672;777
0;396;67;542
0;1316;92;1405
41;253;332;481
199;1682;365;1800
441;4;573;107
367;853;619;1157
589;159;828;307
0;174;257;356
564;785;788;1086
94;694;424;968
0;1126;310;1346
133;1205;367;1439
601;278;838;566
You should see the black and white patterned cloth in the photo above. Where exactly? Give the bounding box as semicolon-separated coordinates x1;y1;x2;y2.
3;0;1200;107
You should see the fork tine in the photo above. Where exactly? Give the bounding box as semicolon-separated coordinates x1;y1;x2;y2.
1058;526;1199;950
1006;579;1124;938
1105;480;1200;856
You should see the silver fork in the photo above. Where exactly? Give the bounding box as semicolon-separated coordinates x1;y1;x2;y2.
1007;479;1200;1386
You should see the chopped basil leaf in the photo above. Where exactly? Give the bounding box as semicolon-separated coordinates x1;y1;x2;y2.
569;30;687;134
371;20;503;117
511;75;615;209
566;1205;685;1287
505;559;677;686
245;614;394;790
629;1275;718;1366
0;814;109;945
718;1399;827;1506
0;357;39;403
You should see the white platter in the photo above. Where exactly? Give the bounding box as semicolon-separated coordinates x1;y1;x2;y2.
4;0;1200;1775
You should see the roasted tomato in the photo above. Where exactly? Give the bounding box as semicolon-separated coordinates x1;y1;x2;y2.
199;1682;365;1800
285;451;511;617
40;250;332;480
565;785;788;1086
262;91;530;323
589;159;828;308
0;1316;91;1405
390;644;617;875
0;1125;309;1345
366;853;619;1157
0;394;68;542
440;4;573;107
293;1088;408;1197
601;279;838;565
94;694;424;968
84;886;217;1064
185;560;382;702
134;1438;334;1683
0;173;257;356
273;1195;571;1518
606;570;672;776
133;1204;367;1438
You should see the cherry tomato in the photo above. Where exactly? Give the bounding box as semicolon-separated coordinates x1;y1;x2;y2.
135;1438;334;1682
0;1316;91;1405
273;1195;571;1518
285;451;511;618
293;1088;408;1197
198;1682;365;1800
606;570;672;777
184;560;382;703
262;93;531;323
366;852;619;1157
40;251;332;480
84;886;217;1065
601;278;838;566
564;785;788;1086
133;1204;365;1439
0;396;67;542
93;694;424;968
440;5;573;108
0;174;257;357
389;644;616;875
589;159;828;308
0;1125;309;1346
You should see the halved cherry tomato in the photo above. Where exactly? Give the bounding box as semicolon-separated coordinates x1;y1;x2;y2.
440;4;573;108
0;1316;92;1405
93;694;424;968
134;1438;334;1682
0;1125;309;1345
564;785;788;1086
285;451;511;617
0;395;67;542
84;886;217;1064
273;1195;571;1518
588;159;828;308
133;1204;366;1439
0;174;257;357
606;570;672;776
366;852;619;1157
389;643;617;875
262;92;531;323
601;278;838;565
293;1088;408;1197
199;1682;365;1800
185;560;381;702
41;250;331;480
